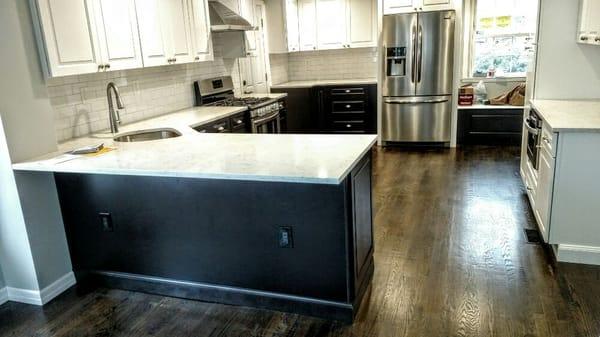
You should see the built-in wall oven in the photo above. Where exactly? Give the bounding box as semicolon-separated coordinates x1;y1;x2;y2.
524;109;542;170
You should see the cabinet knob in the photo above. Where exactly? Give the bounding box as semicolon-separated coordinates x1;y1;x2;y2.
346;104;351;108
346;124;352;128
98;64;105;70
195;56;200;61
236;119;243;124
581;35;589;41
313;46;316;50
172;58;177;63
218;126;225;131
595;37;600;42
345;90;350;93
105;63;111;69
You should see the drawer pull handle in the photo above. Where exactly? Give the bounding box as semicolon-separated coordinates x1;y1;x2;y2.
236;120;243;124
346;105;351;108
346;124;352;128
345;90;350;93
217;126;225;131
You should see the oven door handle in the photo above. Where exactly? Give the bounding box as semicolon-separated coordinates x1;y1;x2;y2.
252;111;280;126
524;121;539;135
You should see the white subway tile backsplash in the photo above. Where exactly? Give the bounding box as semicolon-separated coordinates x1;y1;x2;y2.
282;47;377;81
48;57;238;142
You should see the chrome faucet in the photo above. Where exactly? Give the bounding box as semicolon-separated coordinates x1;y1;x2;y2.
106;82;124;134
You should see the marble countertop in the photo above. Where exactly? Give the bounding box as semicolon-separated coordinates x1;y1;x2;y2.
13;104;376;185
270;78;377;89
531;99;600;132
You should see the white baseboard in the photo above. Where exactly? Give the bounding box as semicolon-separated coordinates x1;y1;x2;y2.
40;272;76;305
0;287;8;306
557;244;600;265
5;272;76;306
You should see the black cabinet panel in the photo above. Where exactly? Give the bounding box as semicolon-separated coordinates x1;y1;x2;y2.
272;84;376;134
457;108;524;146
270;88;317;133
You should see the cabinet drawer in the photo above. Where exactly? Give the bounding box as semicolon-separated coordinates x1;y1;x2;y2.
230;113;248;133
470;114;522;132
331;120;366;132
332;101;366;113
541;123;557;158
331;88;365;95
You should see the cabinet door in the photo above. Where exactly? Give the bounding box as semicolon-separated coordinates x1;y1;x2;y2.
189;0;214;62
240;0;258;53
421;0;453;11
37;0;103;77
347;0;376;48
535;146;555;242
383;0;415;15
136;0;171;66
298;0;317;51
316;0;347;50
286;0;300;52
93;0;143;71
162;0;195;64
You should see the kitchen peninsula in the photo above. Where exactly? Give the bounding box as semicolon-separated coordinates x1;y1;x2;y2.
12;105;376;322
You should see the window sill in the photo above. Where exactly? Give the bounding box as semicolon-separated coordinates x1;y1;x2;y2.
461;77;526;83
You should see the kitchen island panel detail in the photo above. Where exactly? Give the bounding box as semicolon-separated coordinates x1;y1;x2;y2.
54;150;374;321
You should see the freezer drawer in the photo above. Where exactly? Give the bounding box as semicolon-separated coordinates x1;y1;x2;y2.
382;96;452;142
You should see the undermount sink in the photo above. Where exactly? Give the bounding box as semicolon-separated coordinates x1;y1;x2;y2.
113;129;182;142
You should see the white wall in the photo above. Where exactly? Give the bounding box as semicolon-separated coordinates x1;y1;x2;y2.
535;0;600;99
0;0;72;299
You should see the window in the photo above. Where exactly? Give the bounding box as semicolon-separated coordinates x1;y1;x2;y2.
470;0;538;78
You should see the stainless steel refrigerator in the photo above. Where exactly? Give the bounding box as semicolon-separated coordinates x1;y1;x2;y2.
382;11;455;144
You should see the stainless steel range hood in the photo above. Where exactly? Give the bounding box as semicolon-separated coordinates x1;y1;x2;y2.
208;1;257;32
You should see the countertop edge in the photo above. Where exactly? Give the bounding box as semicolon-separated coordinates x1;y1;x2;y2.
530;100;600;133
271;79;377;89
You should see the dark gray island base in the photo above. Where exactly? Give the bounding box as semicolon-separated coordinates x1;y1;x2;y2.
54;151;374;322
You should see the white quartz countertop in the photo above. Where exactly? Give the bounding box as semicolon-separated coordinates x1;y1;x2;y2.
531;99;600;133
270;78;377;89
13;104;376;185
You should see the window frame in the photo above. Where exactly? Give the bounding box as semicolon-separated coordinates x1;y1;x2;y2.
464;0;533;81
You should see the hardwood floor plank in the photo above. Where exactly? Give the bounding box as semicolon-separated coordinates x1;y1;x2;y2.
2;146;600;337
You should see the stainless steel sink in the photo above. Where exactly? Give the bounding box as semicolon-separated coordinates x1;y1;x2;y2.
113;129;182;142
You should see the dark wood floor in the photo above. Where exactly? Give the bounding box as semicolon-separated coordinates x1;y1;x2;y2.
2;146;600;337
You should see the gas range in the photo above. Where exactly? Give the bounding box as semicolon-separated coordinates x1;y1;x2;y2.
194;76;285;133
194;76;282;118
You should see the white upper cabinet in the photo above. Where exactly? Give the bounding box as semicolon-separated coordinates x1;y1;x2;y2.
162;0;195;63
578;0;600;45
383;0;452;15
136;0;171;66
36;0;103;77
264;0;300;53
316;0;347;50
285;0;300;52
92;0;143;71
298;0;317;51
240;0;258;54
189;0;214;61
346;0;376;48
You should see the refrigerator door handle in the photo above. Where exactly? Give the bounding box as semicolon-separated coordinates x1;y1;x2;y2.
417;24;423;83
411;24;417;83
384;98;449;104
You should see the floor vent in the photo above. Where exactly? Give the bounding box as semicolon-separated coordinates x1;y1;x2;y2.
524;229;541;244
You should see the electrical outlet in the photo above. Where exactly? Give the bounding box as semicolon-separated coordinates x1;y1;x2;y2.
278;226;293;248
99;212;113;232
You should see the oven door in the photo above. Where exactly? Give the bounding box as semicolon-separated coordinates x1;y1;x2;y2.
251;111;281;134
524;116;540;170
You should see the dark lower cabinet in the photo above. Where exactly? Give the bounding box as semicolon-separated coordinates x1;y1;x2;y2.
457;107;524;146
271;87;318;133
54;151;374;322
271;84;377;134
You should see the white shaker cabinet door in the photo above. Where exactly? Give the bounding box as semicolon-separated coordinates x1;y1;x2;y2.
161;0;195;64
36;0;103;77
240;0;258;53
189;0;214;62
383;0;415;15
93;0;143;71
316;0;346;50
347;0;376;48
286;0;300;52
136;0;171;66
298;0;317;51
